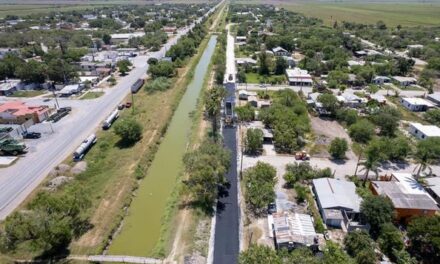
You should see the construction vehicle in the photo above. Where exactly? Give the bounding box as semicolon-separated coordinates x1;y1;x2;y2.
224;100;235;127
102;109;119;130
0;127;13;133
0;139;27;155
295;151;310;161
73;134;97;161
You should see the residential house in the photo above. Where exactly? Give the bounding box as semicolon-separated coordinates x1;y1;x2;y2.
248;96;271;108
247;120;273;143
0;80;20;96
236;36;247;44
238;90;257;100
272;46;290;57
370;173;438;222
270;212;318;250
392;76;417;87
400;97;434;112
368;94;387;104
286;68;313;86
312;178;367;231
0;48;19;59
427;92;440;106
0;101;50;124
408;122;440;140
372;76;391;85
407;44;423;50
235;58;257;67
348;60;365;67
341;92;367;108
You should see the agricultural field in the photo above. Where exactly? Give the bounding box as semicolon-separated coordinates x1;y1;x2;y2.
236;0;440;27
0;4;109;18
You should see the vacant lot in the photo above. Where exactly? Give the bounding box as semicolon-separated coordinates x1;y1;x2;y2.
237;0;440;27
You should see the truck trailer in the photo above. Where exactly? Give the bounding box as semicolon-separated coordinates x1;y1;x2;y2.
73;134;97;161
131;78;144;93
102;109;119;130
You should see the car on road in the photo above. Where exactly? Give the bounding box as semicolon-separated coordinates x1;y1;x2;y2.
267;202;277;214
22;132;41;139
43;98;51;102
118;104;125;110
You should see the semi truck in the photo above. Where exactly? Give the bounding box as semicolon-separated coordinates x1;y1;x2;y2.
131;78;144;93
102;109;119;130
0;139;27;155
73;134;97;161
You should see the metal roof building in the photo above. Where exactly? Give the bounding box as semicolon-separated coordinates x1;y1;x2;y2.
271;212;317;250
312;178;363;228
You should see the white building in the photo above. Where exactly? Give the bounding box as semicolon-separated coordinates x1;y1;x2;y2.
408;122;440;140
427;92;440;106
110;32;145;44
286;68;313;86
58;84;85;96
400;97;434;112
392;76;417;86
272;46;289;57
372;76;391;85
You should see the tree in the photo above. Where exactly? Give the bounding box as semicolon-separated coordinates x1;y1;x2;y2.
204;86;226;140
376;20;387;30
239;244;281;264
102;34;111;45
258;50;270;75
283;162;331;187
47;58;77;83
237;69;247;83
329;138;348;159
15;60;47;83
349;120;375;143
344;230;376;259
378;223;404;261
117;59;132;76
243;162;277;215
407;215;440;264
245;128;264;155
235;104;255;122
413;137;440;178
425;109;440;125
318;93;339;115
274;56;287;75
336;108;358;126
183;140;230;214
360;195;394;238
148;60;175;79
322;241;354;264
113;118;143;146
372;106;401;137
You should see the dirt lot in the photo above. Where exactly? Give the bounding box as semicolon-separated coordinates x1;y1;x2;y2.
310;116;357;161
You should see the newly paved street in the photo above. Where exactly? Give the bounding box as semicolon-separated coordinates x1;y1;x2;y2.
214;23;239;264
0;3;221;220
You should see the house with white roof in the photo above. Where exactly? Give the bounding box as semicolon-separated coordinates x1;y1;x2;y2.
408;122;440;140
392;76;417;86
400;97;434;112
286;68;312;86
235;57;257;67
341;92;367;108
272;46;290;57
312;178;367;231
427;92;440;106
372;76;391;85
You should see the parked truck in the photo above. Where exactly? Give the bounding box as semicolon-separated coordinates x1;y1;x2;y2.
0;139;27;155
131;78;144;93
102;109;119;130
73;134;97;161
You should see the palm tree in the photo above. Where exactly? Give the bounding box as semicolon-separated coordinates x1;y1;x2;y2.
413;138;440;179
360;155;380;185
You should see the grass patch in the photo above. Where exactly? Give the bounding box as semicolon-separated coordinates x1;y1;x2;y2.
387;96;426;123
245;72;286;84
80;91;104;100
9;90;46;97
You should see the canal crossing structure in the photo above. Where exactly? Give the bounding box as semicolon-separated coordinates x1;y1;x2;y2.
68;255;163;263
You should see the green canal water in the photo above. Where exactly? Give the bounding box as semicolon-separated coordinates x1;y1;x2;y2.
108;35;218;256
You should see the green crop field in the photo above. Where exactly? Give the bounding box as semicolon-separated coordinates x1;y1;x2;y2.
235;0;440;27
0;4;109;18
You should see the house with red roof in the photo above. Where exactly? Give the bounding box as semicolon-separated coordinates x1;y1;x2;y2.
0;101;51;125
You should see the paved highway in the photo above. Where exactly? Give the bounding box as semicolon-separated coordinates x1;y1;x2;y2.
0;2;222;220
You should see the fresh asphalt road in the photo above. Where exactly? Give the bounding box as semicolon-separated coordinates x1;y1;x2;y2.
214;125;239;264
0;3;221;220
214;22;239;264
